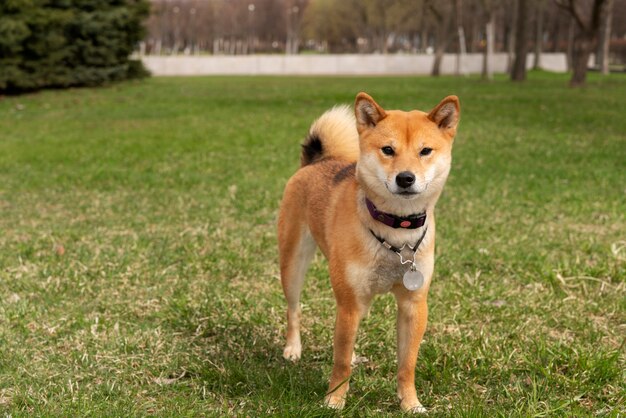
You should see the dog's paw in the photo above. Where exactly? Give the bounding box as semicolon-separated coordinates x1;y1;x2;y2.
324;395;346;410
400;399;427;414
282;344;301;361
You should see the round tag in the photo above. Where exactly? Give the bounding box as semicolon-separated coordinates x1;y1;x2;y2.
402;269;424;291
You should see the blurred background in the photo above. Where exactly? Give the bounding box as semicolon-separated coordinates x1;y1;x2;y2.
0;0;624;92
141;0;626;74
143;0;623;57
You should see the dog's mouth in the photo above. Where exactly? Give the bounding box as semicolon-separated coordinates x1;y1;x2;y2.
384;182;422;198
398;191;419;197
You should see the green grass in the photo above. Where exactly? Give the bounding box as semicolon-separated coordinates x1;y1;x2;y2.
0;72;624;416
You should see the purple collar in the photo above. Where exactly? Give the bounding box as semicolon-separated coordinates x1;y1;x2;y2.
365;198;426;229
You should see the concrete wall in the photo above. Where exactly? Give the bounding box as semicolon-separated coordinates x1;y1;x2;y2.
141;53;567;76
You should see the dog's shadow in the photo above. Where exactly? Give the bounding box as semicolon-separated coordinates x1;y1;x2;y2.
161;294;337;413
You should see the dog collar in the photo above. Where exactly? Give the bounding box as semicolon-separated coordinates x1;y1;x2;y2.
365;198;426;229
370;226;428;254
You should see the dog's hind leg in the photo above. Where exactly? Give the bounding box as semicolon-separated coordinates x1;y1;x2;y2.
278;211;316;361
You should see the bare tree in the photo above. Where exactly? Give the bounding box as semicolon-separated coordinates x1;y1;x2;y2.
419;1;430;52
482;0;497;80
596;0;614;74
555;0;610;86
364;0;391;53
286;0;306;54
463;0;480;53
426;0;454;76
141;0;623;66
455;0;468;74
565;15;576;68
302;0;362;52
511;0;530;80
533;0;546;69
503;0;518;72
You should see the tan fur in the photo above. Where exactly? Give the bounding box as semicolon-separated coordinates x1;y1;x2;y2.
278;92;460;413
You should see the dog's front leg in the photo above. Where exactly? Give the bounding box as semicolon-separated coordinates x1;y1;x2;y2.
393;287;429;413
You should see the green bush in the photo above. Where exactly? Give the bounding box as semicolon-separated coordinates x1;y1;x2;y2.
0;0;149;93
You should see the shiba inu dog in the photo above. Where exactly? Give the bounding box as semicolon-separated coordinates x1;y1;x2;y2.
278;92;460;413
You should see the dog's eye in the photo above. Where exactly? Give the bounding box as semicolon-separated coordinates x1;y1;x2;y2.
381;146;395;156
420;147;433;156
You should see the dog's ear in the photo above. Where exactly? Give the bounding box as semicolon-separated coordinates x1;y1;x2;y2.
428;96;460;135
355;92;387;133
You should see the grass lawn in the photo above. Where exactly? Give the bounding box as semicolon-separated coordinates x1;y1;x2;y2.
0;72;624;416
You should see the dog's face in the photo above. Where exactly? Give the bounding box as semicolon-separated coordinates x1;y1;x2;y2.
355;92;460;206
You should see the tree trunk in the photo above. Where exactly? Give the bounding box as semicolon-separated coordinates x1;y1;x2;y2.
506;0;517;73
381;32;389;54
429;1;454;76
566;18;575;71
482;9;495;80
533;0;544;70
285;1;295;55
570;31;594;86
469;8;479;53
432;32;446;76
420;26;429;52
511;0;528;81
560;0;610;86
455;0;466;75
420;1;430;53
431;6;451;77
549;13;560;52
456;26;467;75
596;0;613;74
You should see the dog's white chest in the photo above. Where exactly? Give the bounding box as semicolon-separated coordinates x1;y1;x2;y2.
370;255;407;292
346;227;434;295
351;249;421;294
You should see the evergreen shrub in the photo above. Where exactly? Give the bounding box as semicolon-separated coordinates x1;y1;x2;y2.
0;0;149;93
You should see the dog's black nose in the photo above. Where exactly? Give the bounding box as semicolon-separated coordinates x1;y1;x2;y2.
396;171;415;188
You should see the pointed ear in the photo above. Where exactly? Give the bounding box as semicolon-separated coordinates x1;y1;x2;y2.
428;96;460;135
355;92;387;133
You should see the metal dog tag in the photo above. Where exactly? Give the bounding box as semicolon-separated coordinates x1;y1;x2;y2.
402;268;424;291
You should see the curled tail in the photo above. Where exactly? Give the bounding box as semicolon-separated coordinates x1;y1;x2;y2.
300;105;359;167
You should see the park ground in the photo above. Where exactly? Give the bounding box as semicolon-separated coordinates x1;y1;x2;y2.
0;72;624;416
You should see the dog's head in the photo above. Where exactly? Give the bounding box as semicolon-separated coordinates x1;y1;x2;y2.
354;92;460;210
